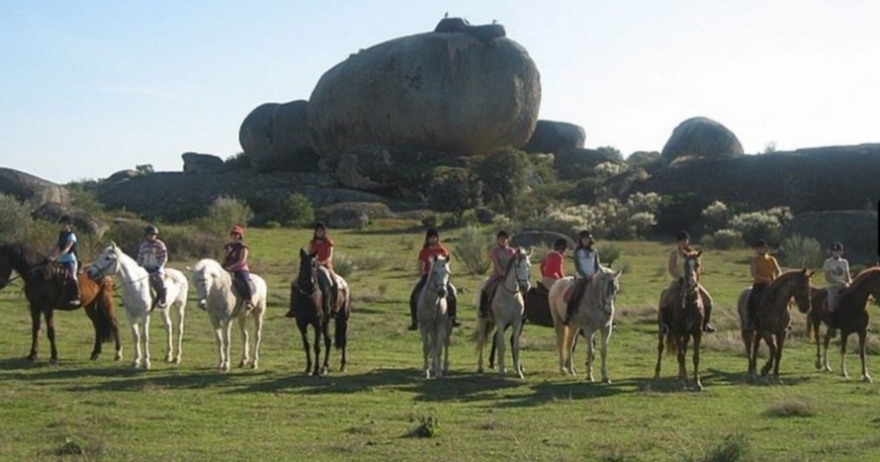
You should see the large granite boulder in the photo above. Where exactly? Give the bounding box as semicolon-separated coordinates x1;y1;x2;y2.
182;152;225;174
629;144;880;213
523;120;586;154
0;167;69;207
308;18;541;158
325;144;464;192
661;117;744;163
325;208;370;230
239;100;319;173
783;211;878;265
32;202;110;238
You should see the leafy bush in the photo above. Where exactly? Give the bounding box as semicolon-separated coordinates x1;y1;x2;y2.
626;151;661;167
778;234;824;270
525;193;661;241
264;220;281;229
135;164;154;175
408;416;439;438
728;208;790;247
453;226;491;275
690;433;749;462
421;215;439;228
597;243;621;266
594;162;627;180
0;193;34;243
427;168;480;220
104;220;223;261
596;146;624;162
353;252;384;271
332;253;356;279
196;196;254;237
277;193;314;228
701;201;730;234
704;229;743;250
655;193;712;236
474;147;530;219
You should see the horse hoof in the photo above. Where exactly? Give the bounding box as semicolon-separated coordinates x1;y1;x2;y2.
319;367;329;376
587;375;595;383
49;358;58;366
824;365;832;372
143;361;151;370
114;352;123;362
173;356;181;365
221;364;230;372
862;375;873;383
131;361;140;369
602;378;612;385
25;354;36;362
90;354;99;361
477;367;484;374
238;360;246;368
814;360;822;370
694;382;704;392
250;362;258;370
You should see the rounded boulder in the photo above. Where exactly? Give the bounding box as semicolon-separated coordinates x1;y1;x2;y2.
661;117;744;163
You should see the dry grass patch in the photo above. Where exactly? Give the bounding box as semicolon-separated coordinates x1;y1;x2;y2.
763;398;815;418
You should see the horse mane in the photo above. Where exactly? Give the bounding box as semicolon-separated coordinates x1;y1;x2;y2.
851;266;880;289
583;266;618;308
192;258;223;276
0;242;52;278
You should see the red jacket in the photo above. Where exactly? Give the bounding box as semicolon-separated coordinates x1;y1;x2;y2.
540;251;565;279
418;245;450;275
309;238;334;269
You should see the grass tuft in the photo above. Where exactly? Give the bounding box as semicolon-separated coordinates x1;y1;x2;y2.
763;399;815;418
689;433;749;462
407;415;439;438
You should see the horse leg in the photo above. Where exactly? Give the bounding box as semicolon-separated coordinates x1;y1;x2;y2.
748;331;761;380
584;329;595;382
814;318;823;370
677;336;688;390
555;322;568;374
822;328;833;372
489;333;497;370
298;321;311;374
26;307;41;361
839;332;850;379
495;322;507;376
434;324;446;379
476;319;487;374
160;308;173;363
859;330;872;383
212;324;225;371
600;325;613;384
129;322;143;369
237;316;249;368
693;332;703;391
46;311;58;364
442;320;451;375
512;318;523;379
320;321;331;375
222;323;233;372
251;312;263;370
142;315;152;370
174;302;185;364
311;324;321;376
86;306;102;361
653;330;665;381
773;331;785;381
760;332;776;378
420;323;431;378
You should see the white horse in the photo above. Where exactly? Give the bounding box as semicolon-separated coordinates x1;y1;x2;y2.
477;247;531;378
189;259;267;371
418;255;452;379
88;242;189;369
549;267;622;382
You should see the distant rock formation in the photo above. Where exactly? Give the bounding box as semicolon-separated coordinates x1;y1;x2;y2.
323;145;464;192
523;120;586;154
239;100;319;173
182;152;225;174
0;167;69;207
661;117;743;163
32;202;109;238
628;144;880;213
308;18;541;159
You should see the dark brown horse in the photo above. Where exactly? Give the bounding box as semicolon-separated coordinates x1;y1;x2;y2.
807;267;880;382
289;248;350;375
737;268;813;381
654;250;704;390
0;243;120;363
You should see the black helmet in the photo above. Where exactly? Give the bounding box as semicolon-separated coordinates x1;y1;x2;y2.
755;239;768;248
496;230;509;239
830;242;844;251
314;221;326;231
425;228;439;239
145;225;159;235
553;238;568;251
579;230;594;240
58;215;72;224
676;231;690;242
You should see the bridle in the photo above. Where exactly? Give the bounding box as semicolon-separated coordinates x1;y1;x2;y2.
297;259;318;296
424;259;449;298
88;249;149;286
501;251;530;294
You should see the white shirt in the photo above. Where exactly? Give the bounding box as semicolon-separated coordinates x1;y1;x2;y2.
823;257;850;286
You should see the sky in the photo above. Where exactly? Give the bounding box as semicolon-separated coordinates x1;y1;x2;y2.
1;0;878;184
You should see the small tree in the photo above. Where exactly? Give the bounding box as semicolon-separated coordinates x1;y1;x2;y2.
597;146;624;162
199;196;253;236
0;194;34;242
427;168;480;221
453;226;491;274
474;147;530;219
277;193;314;228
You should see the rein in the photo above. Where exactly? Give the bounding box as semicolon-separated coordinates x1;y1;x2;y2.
500;254;529;294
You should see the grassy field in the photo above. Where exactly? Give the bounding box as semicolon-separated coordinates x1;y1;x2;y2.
1;222;879;462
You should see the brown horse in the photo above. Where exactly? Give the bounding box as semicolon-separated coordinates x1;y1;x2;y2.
737;268;813;381
0;243;120;363
654;250;704;390
289;248;351;375
807;268;880;382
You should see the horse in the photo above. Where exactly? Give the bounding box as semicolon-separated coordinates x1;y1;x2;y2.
0;243;120;363
190;259;267;371
476;247;531;378
653;250;704;390
487;280;556;370
807;268;880;382
736;268;813;381
549;267;622;383
417;255;451;379
289;248;351;376
87;242;189;369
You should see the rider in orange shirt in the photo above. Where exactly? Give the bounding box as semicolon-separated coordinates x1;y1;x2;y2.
309;222;337;316
539;238;567;291
408;229;459;330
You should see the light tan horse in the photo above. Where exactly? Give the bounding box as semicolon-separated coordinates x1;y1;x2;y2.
807;268;880;382
736;269;813;381
549;267;621;382
418;255;452;379
653;250;704;390
476;247;531;378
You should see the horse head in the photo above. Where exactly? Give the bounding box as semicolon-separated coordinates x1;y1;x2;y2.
297;248;318;294
426;255;451;298
595;267;621;316
190;259;220;311
88;241;122;281
512;247;532;294
790;268;814;314
683;249;702;292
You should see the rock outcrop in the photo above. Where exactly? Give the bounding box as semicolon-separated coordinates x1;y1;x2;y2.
783;211;878;265
661;117;743;163
523;120;586;154
324;145;465;192
308;18;541;158
239;100;319;173
32;202;109;238
512;231;576;250
0;167;69;207
553;147;623;180
182;152;225;174
629;144;880;213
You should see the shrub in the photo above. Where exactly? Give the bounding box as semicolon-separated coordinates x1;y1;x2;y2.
594;162;627;180
778;234;824;270
474;147;530;219
353;251;384;271
729;210;786;247
277;193;314;228
264;220;281;229
701;201;730;234
197;196;254;237
427;168;480;220
596;146;624;162
0;193;34;243
453;226;491;275
421;215;439;228
597;243;621;266
691;433;749;462
333;253;356;279
104;220;223;261
655;193;711;236
135;164;154;175
708;229;743;250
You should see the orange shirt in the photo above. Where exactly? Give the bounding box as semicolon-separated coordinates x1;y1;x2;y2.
418;245;450;275
309;238;334;269
540;251;565;279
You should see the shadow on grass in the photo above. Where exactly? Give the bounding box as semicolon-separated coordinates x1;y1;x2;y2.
58;368;252;392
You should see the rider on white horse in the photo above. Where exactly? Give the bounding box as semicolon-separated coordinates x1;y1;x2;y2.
138;225;168;309
222;225;254;313
409;228;459;330
478;230;516;318
562;230;600;325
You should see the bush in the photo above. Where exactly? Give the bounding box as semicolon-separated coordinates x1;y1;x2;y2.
707;229;743;250
104;220;223;261
701;201;730;234
0;193;34;243
427;168;480;220
474;147;530;219
421;215;439;228
453;226;491;275
594;162;627;180
353;252;384;271
277;193;314;228
522;193;662;241
332;253;356;279
655;193;712;236
597;243;621;266
264;220;281;229
196;196;254;236
691;433;749;462
779;234;824;270
729;209;787;247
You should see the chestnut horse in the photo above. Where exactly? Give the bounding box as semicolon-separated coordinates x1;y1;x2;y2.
807;267;880;382
737;269;813;381
0;243;121;363
653;250;704;390
289;248;351;376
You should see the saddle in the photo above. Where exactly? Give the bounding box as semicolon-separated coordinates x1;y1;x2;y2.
232;277;257;304
534;281;550;296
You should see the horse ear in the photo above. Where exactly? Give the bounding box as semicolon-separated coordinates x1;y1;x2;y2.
696;249;703;257
110;241;117;249
806;270;815;278
185;265;191;271
615;268;623;278
300;248;308;259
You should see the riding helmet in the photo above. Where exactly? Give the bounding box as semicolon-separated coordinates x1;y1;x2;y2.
314;221;326;231
830;242;844;251
58;215;72;224
553;238;568;251
425;228;439;239
230;225;245;238
755;239;768;248
145;225;159;235
579;230;594;240
496;230;509;239
676;231;690;242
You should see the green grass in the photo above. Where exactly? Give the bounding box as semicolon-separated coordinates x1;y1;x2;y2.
1;222;879;461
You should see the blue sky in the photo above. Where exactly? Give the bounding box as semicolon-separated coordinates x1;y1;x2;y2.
1;0;878;184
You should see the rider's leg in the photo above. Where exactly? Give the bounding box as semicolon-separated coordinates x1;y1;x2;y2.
408;276;426;330
67;262;81;305
563;278;586;325
699;285;716;333
447;282;459;327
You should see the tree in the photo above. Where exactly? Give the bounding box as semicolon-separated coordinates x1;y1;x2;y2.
763;142;778;154
135;164;154;175
427;168;480;220
597;146;624;162
474;147;530;219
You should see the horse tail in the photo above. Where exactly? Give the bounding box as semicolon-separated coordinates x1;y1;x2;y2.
334;301;349;351
805;314;814;343
665;329;676;356
94;277;118;344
